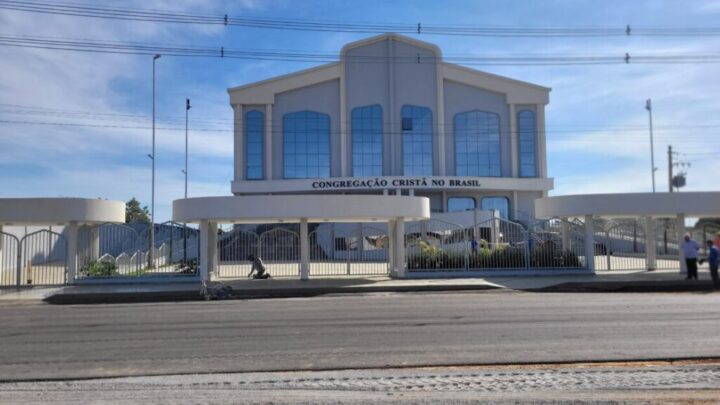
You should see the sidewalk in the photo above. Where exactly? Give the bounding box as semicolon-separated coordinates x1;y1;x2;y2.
0;269;716;305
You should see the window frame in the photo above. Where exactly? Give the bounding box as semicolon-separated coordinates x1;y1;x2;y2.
454;110;502;177
447;196;477;213
244;109;264;180
480;196;510;219
282;110;331;179
401;105;434;176
517;109;537;178
351;104;383;177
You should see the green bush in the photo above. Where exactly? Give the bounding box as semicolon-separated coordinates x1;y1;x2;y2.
82;260;118;277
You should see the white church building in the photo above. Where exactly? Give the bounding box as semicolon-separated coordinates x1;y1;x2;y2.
228;33;552;223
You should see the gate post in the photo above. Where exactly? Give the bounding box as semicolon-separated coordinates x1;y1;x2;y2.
645;216;657;271
387;219;396;273
394;217;406;278
676;213;687;275
584;215;595;272
300;218;309;281
66;221;79;284
561;218;570;251
199;220;217;282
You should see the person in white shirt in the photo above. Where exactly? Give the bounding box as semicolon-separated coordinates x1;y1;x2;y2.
681;233;700;280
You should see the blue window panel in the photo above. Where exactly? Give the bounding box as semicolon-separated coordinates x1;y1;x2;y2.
481;197;510;219
448;197;476;212
352;105;383;177
454;110;501;177
245;110;264;180
517;110;537;177
401;105;433;176
283;110;330;179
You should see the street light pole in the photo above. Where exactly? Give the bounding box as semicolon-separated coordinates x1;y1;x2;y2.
184;98;191;199
645;99;656;192
149;54;161;268
183;98;191;263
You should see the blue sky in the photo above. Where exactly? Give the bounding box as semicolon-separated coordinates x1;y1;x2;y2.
1;0;720;221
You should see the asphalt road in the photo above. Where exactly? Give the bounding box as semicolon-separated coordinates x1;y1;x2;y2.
1;290;719;381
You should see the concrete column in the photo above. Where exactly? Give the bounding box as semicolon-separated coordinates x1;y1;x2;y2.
0;225;3;276
584;215;595;272
677;213;687;274
233;104;244;181
265;103;273;179
340;60;348;177
509;103;518;178
537;104;548;197
645;216;657;271
90;225;100;260
208;222;218;280
387;219;396;272
561;218;570;251
394;217;406;278
199;220;210;281
66;221;79;284
436;64;446;176
300;218;309;280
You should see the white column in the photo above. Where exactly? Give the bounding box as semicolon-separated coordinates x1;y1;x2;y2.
300;218;309;280
199;220;210;281
537;104;548;191
509;103;518;178
645;216;657;271
677;213;687;275
90;225;100;261
0;225;3;276
234;104;244;182
66;221;79;284
340;58;348;177
394;217;406;278
387;219;396;272
208;221;218;280
584;215;595;272
436;64;445;176
265;103;273;180
561;218;570;251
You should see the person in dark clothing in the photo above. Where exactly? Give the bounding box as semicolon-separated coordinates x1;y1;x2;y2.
247;254;270;279
681;234;700;280
703;240;719;289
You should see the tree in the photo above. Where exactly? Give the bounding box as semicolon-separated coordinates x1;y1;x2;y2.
125;198;150;224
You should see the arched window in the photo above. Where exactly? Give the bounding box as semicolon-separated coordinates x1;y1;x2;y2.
447;197;476;212
481;196;510;219
245;110;264;180
455;111;501;177
283;111;330;179
401;105;433;176
517;110;537;177
352;105;383;176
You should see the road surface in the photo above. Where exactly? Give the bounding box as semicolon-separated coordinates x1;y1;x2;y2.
0;290;719;381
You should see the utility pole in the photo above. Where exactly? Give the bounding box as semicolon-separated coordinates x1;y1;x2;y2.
646;99;656;192
149;54;161;269
667;145;673;193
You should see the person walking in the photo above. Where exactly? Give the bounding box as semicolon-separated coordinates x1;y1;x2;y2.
681;233;700;280
713;232;720;250
704;240;719;289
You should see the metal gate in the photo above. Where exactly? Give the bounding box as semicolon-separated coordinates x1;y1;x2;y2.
405;219;469;272
0;231;20;286
259;227;300;278
217;228;260;278
19;229;67;285
530;218;586;269
471;217;528;270
654;219;681;270
309;223;389;276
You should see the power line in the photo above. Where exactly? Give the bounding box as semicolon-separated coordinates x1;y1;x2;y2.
3;0;720;38
4;35;720;66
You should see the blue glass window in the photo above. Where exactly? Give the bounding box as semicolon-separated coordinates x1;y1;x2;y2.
401;105;433;176
447;197;476;212
352;105;383;176
455;111;501;177
481;197;510;219
283;111;330;179
517;110;537;177
245;110;264;180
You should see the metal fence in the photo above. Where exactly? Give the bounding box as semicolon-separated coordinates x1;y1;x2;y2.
76;221;199;280
309;223;389;276
405;217;586;272
19;229;68;285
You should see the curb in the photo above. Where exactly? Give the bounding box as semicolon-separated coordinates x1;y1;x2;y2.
528;280;718;293
43;283;502;305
